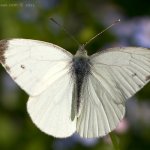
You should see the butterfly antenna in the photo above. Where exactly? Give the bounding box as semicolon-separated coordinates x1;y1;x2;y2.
84;19;120;47
49;18;81;47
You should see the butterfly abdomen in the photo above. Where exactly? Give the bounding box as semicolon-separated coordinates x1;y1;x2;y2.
71;56;91;115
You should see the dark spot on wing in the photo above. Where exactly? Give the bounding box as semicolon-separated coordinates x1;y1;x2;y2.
0;40;8;64
138;84;142;88
132;73;137;77
21;65;25;69
5;65;10;71
146;75;150;81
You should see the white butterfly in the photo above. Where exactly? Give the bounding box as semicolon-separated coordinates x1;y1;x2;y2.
0;38;150;138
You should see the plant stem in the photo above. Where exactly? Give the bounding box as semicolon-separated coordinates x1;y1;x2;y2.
109;132;120;150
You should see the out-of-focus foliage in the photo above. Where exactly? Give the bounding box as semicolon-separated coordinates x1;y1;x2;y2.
0;0;150;150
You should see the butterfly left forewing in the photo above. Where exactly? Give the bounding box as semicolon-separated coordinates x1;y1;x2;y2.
0;39;72;96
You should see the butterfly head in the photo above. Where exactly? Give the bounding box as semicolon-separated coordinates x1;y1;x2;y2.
75;44;88;57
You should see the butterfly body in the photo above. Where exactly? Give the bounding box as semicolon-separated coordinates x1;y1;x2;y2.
0;39;150;138
71;47;91;116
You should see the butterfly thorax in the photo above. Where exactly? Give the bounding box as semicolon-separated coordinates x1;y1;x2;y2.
71;47;91;118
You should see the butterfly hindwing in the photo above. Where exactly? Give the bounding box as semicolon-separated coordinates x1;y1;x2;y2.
27;72;76;138
77;67;125;138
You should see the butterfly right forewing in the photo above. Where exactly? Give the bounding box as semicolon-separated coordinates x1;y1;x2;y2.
90;47;150;99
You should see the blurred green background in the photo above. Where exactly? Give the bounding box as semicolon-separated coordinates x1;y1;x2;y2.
0;0;150;150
